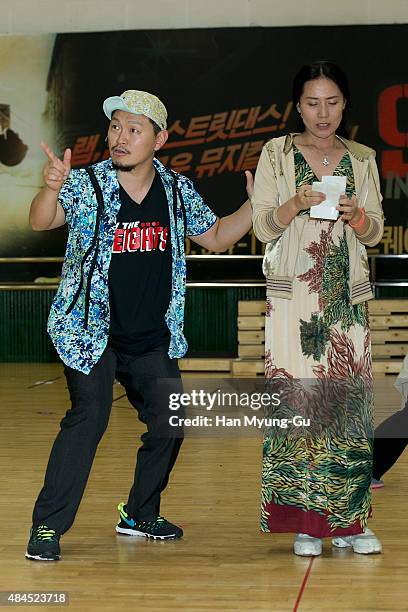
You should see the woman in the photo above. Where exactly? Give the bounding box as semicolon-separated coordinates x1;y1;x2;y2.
372;352;408;487
251;61;384;556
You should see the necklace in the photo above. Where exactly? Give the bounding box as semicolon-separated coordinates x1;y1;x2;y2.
296;137;342;168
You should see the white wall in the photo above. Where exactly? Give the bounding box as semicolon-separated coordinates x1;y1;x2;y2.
0;0;407;34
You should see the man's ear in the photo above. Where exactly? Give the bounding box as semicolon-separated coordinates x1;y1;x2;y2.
154;130;168;151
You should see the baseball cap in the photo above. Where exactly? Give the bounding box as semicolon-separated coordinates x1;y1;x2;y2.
103;90;167;130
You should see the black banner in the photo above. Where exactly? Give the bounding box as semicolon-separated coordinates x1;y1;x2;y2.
1;25;407;264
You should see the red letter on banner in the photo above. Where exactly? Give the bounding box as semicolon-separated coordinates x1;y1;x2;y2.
379;84;408;178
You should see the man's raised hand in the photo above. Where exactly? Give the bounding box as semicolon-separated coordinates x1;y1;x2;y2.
40;142;71;192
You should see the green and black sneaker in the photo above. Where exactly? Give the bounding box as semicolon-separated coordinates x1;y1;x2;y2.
115;502;183;540
25;525;61;561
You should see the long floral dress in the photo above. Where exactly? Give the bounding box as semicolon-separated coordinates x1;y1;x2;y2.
261;147;373;538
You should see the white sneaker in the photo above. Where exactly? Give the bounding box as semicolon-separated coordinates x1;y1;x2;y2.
332;528;382;554
294;533;322;556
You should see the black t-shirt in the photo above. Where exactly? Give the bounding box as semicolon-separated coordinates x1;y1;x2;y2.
108;171;172;355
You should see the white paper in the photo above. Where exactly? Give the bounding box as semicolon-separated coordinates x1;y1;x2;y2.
322;175;347;193
309;175;346;220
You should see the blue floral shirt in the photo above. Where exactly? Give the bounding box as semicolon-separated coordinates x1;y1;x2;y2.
48;157;217;374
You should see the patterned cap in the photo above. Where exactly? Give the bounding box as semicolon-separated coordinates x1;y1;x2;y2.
103;90;167;130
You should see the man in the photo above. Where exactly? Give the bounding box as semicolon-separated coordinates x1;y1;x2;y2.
26;90;252;561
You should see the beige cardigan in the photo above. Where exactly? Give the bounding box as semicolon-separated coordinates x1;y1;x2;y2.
251;134;384;304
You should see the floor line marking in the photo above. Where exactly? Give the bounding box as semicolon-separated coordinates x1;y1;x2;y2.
27;376;61;389
293;556;315;612
113;393;127;403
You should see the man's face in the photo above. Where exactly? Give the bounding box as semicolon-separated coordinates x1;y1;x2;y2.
107;110;167;171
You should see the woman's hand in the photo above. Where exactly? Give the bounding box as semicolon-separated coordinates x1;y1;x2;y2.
337;194;360;223
245;170;254;201
294;184;326;210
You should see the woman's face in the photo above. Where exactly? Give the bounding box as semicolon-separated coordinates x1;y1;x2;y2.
297;76;345;139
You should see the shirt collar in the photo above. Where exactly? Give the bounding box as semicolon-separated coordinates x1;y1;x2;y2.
95;156;172;183
153;157;174;184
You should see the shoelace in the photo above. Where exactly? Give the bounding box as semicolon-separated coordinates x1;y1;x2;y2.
139;517;166;528
118;503;168;529
34;525;57;541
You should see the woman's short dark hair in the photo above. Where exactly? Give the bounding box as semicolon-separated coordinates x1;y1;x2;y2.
293;61;350;137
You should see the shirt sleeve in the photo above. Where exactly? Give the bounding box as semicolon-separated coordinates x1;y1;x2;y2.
179;177;218;237
57;169;79;226
355;154;384;247
251;143;289;243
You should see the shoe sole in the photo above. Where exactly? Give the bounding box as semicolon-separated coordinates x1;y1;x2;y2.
294;545;322;556
115;526;181;540
25;552;60;561
332;538;382;554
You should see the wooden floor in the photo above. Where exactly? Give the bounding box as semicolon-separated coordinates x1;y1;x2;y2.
0;363;407;612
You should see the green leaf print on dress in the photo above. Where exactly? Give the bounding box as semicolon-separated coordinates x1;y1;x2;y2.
321;235;368;331
300;313;330;360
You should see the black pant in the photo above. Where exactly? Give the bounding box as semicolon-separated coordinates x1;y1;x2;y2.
373;397;408;479
32;345;183;535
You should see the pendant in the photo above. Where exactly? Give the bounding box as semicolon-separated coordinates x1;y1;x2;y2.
322;157;329;167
